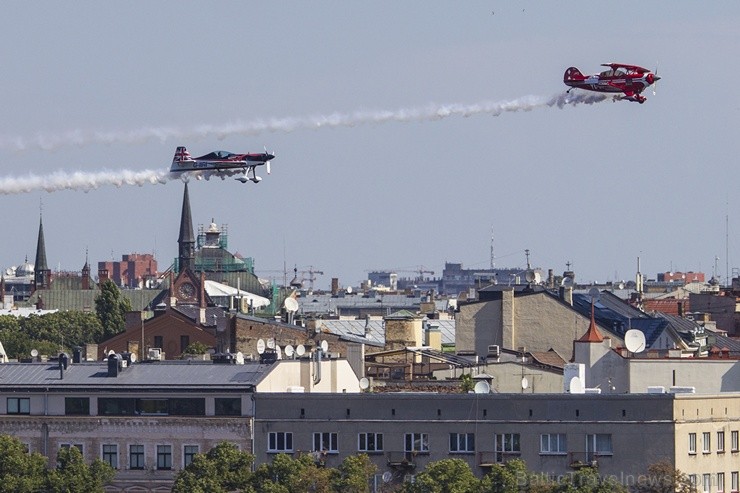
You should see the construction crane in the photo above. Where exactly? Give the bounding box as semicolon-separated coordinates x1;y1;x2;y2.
298;266;324;290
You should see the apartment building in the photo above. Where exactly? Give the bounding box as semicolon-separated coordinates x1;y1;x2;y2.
253;392;740;490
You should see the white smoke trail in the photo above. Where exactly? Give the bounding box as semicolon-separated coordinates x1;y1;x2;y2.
0;168;245;195
0;92;611;152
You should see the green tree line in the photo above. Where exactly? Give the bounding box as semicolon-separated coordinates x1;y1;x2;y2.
172;442;694;493
0;279;131;359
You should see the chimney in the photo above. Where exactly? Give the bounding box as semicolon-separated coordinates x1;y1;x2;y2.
559;286;573;306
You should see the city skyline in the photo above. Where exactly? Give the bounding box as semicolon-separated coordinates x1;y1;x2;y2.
0;2;738;290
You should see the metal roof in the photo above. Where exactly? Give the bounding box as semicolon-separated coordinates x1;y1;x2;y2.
0;360;271;390
296;293;422;315
315;318;455;346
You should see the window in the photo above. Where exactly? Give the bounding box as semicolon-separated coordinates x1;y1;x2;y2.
718;431;726;453
689;433;697;454
60;443;83;454
215;398;242;416
98;398;204;416
731;471;738;492
703;432;711;453
183;445;199;468
358;433;383;453
180;335;190;354
7;397;30;415
718;472;725;493
157;445;172;470
703;473;711;493
129;445;145;470
449;433;475;453
65;397;90;416
102;444;118;469
540;433;567;455
405;433;429;454
154;336;163;350
586;434;612;460
313;432;338;454
495;433;521;462
268;432;293;453
732;431;739;452
689;475;697;487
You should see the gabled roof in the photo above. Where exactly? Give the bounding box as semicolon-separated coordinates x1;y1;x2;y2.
571;291;667;347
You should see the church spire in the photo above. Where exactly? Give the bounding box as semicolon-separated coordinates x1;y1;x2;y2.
34;212;51;291
178;182;195;272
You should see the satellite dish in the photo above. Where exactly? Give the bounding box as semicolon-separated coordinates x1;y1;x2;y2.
624;329;646;353
130;352;137;363
617;282;625;290
235;351;245;364
320;340;328;353
561;276;574;287
296;344;306;356
257;339;266;355
30;348;39;358
382;472;392;483
285;345;295;357
266;338;275;349
107;349;115;356
473;381;490;394
569;376;584;394
346;286;353;294
359;377;370;390
588;287;600;300
284;297;299;313
524;270;536;283
276;346;282;360
521;377;529;390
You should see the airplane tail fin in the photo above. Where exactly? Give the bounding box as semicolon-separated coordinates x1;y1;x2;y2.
563;67;583;82
172;146;193;167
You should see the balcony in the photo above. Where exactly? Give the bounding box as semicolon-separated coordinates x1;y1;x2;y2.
568;452;599;470
386;451;419;469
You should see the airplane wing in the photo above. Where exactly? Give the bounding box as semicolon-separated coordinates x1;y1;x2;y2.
602;62;649;73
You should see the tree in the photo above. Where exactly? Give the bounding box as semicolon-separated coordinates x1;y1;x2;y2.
0;434;48;493
549;467;628;493
480;459;529;493
95;280;132;340
251;453;336;493
172;441;255;493
403;458;480;493
333;454;378;493
45;446;115;493
633;460;694;493
459;374;474;393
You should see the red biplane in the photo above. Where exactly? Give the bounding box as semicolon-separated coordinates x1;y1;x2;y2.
563;63;660;104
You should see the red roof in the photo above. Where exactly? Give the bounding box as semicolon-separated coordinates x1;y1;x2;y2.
578;302;604;343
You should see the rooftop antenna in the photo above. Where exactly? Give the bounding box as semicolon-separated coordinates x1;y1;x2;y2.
726;199;730;287
490;226;495;270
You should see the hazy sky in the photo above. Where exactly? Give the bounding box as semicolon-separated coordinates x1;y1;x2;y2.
1;2;738;290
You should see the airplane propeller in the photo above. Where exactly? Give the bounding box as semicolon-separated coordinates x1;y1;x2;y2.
264;146;273;174
652;64;659;96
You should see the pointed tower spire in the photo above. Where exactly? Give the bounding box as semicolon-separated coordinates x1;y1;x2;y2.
178;182;195;272
34;212;51;291
578;300;604;343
